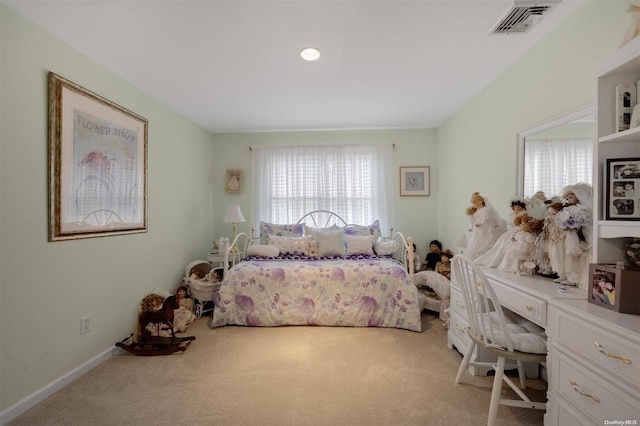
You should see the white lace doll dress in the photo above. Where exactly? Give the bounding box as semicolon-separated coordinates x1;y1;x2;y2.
466;203;507;260
476;210;527;267
498;228;538;274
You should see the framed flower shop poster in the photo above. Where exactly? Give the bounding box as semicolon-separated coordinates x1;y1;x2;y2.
606;158;640;221
400;166;430;196
48;72;148;241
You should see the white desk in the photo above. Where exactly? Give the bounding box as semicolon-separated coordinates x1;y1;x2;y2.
448;266;640;424
479;267;586;328
546;299;640;425
447;266;585;377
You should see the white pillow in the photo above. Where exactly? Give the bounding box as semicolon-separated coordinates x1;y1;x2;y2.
343;220;381;237
246;244;280;258
374;237;398;256
345;235;375;256
316;229;345;257
304;224;339;238
259;222;304;244
268;235;309;256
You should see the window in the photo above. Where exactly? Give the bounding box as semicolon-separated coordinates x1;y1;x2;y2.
251;145;394;232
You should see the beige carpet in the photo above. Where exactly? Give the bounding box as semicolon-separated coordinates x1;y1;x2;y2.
9;312;545;426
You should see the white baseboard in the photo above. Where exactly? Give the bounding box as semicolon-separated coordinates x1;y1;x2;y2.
0;346;113;425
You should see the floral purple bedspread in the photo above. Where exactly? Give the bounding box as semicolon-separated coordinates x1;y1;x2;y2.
211;257;422;332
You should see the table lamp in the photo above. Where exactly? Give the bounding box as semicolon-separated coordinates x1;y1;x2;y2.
223;205;246;253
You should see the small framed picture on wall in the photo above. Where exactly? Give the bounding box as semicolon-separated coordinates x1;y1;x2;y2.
400;166;430;196
225;169;242;193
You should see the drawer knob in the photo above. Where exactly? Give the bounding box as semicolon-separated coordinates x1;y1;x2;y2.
455;324;464;332
456;301;466;309
594;341;632;364
526;305;533;311
569;379;600;403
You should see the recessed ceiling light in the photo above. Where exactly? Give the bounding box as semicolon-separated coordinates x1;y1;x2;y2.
300;47;320;61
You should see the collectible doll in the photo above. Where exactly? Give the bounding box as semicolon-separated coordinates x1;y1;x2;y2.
526;191;548;219
555;183;593;287
498;214;544;275
621;0;640;47
422;240;442;271
465;192;506;260
537;201;566;281
476;198;526;267
410;243;421;273
434;249;454;280
172;285;197;332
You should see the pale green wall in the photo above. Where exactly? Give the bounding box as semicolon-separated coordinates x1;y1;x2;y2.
0;6;214;410
211;129;440;256
436;0;629;250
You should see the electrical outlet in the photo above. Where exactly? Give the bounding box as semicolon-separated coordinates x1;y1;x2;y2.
80;315;91;334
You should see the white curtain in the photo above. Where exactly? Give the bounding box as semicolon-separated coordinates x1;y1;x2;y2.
251;144;394;233
523;137;592;198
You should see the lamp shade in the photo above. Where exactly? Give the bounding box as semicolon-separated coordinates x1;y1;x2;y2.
223;205;246;223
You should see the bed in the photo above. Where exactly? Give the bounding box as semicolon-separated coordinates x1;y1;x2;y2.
211;211;422;332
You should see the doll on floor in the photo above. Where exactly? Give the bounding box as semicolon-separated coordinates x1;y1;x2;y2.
172;285;197;333
434;249;454;279
421;240;442;271
465;192;506;260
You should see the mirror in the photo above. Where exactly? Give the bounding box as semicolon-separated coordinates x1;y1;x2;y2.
517;104;594;199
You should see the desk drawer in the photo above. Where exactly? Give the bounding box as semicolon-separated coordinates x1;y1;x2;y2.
554;310;640;388
489;279;546;326
556;352;640;424
554;395;599;426
450;286;467;319
449;309;470;347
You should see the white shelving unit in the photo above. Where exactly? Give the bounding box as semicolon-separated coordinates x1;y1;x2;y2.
593;36;640;263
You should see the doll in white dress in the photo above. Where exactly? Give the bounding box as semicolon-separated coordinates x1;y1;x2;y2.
476;198;528;267
555;183;593;287
465;192;507;260
536;200;565;279
498;214;544;274
526;191;548;220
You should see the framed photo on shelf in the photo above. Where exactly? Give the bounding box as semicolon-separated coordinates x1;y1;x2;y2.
606;158;640;220
400;166;430;196
48;72;148;241
225;169;242;193
616;83;636;132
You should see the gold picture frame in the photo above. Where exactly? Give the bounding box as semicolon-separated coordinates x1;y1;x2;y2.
48;72;148;241
400;166;430;196
225;169;242;193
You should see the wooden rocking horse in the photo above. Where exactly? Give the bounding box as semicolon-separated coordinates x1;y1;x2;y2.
116;295;195;356
136;295;180;341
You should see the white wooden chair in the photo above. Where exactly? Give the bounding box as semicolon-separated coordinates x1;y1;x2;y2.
451;254;546;426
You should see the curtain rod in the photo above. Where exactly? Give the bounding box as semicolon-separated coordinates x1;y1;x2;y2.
249;143;395;152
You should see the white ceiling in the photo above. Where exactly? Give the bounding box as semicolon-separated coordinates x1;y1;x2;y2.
5;0;584;133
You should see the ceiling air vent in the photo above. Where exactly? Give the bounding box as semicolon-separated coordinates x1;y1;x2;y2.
491;0;560;34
